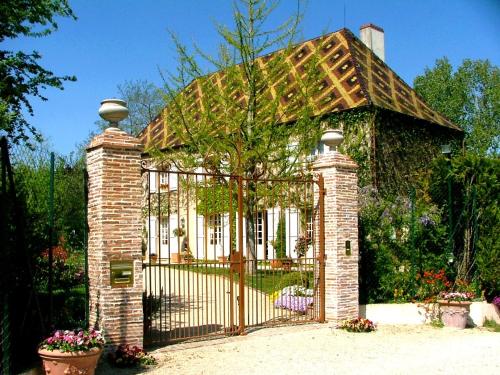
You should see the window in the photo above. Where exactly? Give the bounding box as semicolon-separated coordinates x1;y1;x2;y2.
306;211;313;240
209;214;222;245
160;218;169;245
159;172;178;191
160;172;168;186
312;142;325;156
256;212;264;245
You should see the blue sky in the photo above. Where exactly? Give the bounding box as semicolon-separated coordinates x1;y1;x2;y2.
5;0;500;155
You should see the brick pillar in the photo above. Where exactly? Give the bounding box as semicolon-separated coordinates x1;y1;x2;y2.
86;127;144;347
313;152;359;322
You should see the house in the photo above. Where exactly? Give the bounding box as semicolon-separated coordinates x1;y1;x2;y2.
138;25;463;261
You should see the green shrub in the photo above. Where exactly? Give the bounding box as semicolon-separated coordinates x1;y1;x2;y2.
274;213;287;259
358;186;449;303
277;271;311;290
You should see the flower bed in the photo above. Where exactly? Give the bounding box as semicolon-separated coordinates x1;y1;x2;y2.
273;285;314;313
274;295;313;313
337;317;376;332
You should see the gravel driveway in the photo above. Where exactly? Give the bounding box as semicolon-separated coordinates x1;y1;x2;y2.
96;323;500;375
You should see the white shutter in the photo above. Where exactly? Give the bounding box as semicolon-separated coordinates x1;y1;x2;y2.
197;215;205;259
286;208;299;257
169;214;179;253
169;172;178;191
222;213;230;257
149;217;158;255
149;171;157;193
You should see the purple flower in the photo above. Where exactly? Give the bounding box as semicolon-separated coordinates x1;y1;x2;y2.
493;296;500;308
419;214;435;227
274;296;313;313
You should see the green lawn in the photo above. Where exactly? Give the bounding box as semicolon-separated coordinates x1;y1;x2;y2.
160;262;314;295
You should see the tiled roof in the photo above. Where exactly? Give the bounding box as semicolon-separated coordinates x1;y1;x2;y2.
138;28;461;148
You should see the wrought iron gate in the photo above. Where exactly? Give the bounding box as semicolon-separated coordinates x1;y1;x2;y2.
142;167;324;345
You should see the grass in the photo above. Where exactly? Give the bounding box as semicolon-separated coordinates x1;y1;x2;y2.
157;262;314;295
483;318;500;332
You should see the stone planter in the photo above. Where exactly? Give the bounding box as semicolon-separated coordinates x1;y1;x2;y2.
38;347;102;375
438;300;471;329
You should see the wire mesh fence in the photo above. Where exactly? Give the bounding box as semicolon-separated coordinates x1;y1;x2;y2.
0;137;88;374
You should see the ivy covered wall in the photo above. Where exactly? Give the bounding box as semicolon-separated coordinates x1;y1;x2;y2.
323;106;463;193
374;109;463;194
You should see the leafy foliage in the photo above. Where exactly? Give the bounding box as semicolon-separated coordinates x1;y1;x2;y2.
429;153;499;298
150;0;324;269
277;271;311;290
359;186;448;303
12;141;86;252
274;212;287;259
34;245;85;291
414;57;500;156
359;153;499;303
0;0;77;143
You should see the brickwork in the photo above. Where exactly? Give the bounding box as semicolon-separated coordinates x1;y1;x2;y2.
86;127;144;347
314;152;359;322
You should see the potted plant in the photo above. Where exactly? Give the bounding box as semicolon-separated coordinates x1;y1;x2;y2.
181;247;194;264
38;328;105;375
438;290;475;329
294;234;311;261
173;227;185;237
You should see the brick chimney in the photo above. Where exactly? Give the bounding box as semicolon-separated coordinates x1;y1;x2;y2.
360;23;385;62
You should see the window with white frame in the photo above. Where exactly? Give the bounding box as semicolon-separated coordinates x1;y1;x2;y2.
256;211;264;245
209;214;222;245
306;211;313;240
159;172;178;191
160;172;168;186
160;218;169;245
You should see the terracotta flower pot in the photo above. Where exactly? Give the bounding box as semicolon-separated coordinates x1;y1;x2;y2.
438;300;471;329
38;347;102;375
171;252;181;263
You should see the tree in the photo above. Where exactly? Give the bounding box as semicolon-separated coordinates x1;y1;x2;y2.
274;212;287;259
0;0;76;144
153;0;324;271
95;80;165;136
413;58;500;156
12;140;86;252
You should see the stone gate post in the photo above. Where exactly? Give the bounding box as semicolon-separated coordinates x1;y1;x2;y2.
86;125;144;347
313;150;359;322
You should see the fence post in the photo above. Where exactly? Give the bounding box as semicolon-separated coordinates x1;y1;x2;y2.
313;151;359;322
86;127;144;347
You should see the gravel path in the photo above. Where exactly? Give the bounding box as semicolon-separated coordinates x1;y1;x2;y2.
97;324;500;375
